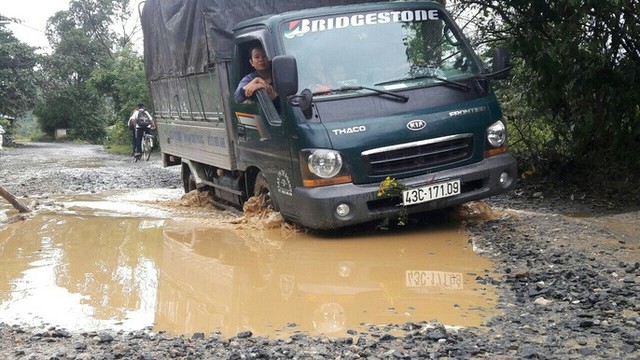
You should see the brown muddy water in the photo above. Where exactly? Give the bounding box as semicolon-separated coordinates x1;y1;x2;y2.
0;190;500;338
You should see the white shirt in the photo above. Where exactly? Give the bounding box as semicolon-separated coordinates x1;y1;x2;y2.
128;109;154;129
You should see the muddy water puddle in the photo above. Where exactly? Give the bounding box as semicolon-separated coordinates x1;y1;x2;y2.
0;190;498;338
565;210;640;261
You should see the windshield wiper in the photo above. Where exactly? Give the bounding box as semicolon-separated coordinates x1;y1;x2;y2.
313;85;409;103
375;74;471;92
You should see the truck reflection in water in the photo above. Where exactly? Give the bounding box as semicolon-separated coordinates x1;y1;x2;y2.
156;221;498;337
0;196;498;338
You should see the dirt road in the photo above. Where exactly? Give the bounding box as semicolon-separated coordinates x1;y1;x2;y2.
0;142;638;359
0;142;181;198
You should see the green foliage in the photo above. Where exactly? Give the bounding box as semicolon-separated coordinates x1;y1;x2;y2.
377;177;410;225
0;24;40;117
11;111;46;141
33;86;108;142
495;60;568;171
104;119;134;153
88;47;150;125
452;0;640;181
33;0;144;144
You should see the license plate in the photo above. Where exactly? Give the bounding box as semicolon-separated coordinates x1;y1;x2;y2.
405;270;463;289
402;179;461;206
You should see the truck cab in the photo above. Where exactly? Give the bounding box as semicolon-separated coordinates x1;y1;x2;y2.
142;1;516;230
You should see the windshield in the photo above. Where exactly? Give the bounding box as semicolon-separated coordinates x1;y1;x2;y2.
280;7;481;95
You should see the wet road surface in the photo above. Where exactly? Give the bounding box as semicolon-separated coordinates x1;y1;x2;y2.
0;189;499;338
2;143;640;359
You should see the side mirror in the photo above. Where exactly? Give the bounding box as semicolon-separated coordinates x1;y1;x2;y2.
491;47;511;80
272;55;298;97
295;89;313;115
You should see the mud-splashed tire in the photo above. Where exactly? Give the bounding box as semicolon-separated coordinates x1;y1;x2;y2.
182;164;197;193
254;172;278;211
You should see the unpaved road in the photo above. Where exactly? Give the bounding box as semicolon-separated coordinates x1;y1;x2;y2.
0;142;639;359
0;142;181;198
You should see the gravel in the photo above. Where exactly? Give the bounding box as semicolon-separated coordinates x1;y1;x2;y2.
1;142;639;359
0;142;181;198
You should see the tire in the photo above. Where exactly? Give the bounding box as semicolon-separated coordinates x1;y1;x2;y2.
181;164;197;193
253;172;278;211
143;136;151;161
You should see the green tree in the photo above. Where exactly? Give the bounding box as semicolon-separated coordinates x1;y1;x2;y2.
33;84;108;141
0;23;39;117
35;0;142;143
89;46;150;150
88;46;149;124
451;0;640;180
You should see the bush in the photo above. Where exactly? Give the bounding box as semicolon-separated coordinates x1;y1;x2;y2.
104;119;134;154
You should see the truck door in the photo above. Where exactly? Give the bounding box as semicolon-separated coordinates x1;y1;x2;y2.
231;39;295;215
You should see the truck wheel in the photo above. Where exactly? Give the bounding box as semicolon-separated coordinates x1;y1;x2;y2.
182;164;197;193
254;172;278;211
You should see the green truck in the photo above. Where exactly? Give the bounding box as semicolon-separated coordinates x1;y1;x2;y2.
141;0;517;230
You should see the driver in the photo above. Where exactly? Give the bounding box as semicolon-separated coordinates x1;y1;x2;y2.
234;45;277;102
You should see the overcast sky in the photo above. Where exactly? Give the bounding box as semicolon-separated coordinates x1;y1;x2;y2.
2;0;71;51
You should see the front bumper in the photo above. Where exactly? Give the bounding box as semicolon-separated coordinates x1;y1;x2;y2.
291;153;517;230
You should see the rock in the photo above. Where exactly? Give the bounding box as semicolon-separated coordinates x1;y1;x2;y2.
577;347;596;356
579;320;596;328
534;297;553;306
97;333;114;343
1;143;639;360
13;350;26;357
519;346;540;358
426;329;447;341
620;344;636;353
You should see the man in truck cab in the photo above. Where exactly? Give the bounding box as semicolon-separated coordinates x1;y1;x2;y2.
234;45;277;103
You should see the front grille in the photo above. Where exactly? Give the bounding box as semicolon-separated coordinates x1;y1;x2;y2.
363;134;473;175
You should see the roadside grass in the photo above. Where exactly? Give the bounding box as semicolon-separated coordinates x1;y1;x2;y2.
105;122;134;155
104;143;132;155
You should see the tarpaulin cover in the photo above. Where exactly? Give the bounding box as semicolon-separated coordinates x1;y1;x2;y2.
141;0;381;81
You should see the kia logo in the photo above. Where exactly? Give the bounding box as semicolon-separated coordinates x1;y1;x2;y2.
407;119;426;131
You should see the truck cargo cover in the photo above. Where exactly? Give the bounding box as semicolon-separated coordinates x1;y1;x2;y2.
141;0;381;81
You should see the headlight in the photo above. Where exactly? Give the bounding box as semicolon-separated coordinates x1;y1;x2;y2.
487;120;506;147
300;149;352;187
307;149;343;178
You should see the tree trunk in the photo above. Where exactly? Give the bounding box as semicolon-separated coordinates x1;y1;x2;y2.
0;186;31;213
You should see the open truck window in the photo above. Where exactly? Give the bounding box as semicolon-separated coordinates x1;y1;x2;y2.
235;41;262;102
